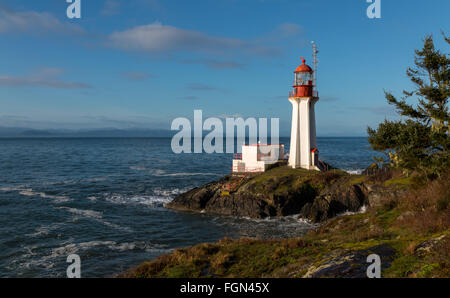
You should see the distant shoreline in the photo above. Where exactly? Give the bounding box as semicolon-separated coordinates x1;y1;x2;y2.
0;136;368;139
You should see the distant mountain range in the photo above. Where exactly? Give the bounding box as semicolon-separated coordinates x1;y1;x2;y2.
0;127;174;138
0;127;356;138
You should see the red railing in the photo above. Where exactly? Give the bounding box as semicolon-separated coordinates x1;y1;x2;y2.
289;90;319;98
232;166;262;175
318;160;329;172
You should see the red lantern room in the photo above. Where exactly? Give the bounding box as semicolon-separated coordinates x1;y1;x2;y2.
290;58;313;97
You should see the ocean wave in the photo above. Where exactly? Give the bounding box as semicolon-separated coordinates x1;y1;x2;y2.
159;172;223;177
60;207;103;219
2;187;72;203
210;214;318;239
345;169;365;175
84;177;108;182
234;214;316;227
59;207;133;233
148;169;222;177
153;187;191;198
9;240;171;276
129;166;147;171
48;240;171;256
104;194;172;207
0;186;25;192
26;223;63;238
337;205;368;217
9;244;56;272
101;187;191;207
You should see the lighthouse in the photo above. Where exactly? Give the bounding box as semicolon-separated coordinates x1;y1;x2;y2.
288;58;320;170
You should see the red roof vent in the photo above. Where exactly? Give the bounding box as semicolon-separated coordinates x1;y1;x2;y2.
294;58;312;73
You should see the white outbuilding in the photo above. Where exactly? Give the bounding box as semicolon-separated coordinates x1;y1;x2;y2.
232;144;285;173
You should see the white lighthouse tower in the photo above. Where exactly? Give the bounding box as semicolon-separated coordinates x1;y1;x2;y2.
288;57;320;170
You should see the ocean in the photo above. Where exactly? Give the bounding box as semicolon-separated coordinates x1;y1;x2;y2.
0;137;380;277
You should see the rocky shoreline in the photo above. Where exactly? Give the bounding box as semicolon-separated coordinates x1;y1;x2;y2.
123;167;449;278
166;165;404;223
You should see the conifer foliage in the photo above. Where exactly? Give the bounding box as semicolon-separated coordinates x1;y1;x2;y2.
368;33;449;178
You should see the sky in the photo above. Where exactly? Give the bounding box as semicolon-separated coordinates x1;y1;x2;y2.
0;0;449;136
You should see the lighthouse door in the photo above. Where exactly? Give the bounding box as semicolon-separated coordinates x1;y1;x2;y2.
311;148;319;166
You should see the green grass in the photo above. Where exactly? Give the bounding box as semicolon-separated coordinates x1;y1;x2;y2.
417;263;440;277
348;175;366;185
383;255;421;277
122;171;450;278
384;176;413;187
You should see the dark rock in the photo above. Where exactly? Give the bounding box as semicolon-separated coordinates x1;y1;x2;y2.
303;244;396;278
300;184;368;222
167;174;318;219
166;166;396;223
366;184;406;207
414;235;448;258
166;178;224;212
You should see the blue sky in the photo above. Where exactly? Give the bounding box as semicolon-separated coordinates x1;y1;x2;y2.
0;0;448;136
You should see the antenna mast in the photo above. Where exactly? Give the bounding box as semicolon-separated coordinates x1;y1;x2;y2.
311;41;319;95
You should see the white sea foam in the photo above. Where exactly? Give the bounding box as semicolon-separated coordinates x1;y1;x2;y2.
26;223;62;237
102;221;133;233
0;186;25;192
60;207;103;219
49;240;171;256
129;165;146;171
345;169;365;175
212;214;318;230
337;205;368;217
84;177;107;182
10;240;171;276
16;188;71;203
153;187;191;198
59;207;133;233
105;194;171;207
148;169;167;175
148;169;222;177
103;187;190;207
158;172;223;177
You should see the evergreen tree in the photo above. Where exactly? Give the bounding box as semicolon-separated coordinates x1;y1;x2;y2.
367;33;449;178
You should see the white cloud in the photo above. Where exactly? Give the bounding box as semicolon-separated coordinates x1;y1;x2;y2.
0;6;83;35
108;22;282;56
0;68;91;89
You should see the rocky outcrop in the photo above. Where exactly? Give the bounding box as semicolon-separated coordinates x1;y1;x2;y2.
414;234;449;258
302;244;396;278
299;183;368;222
166;166;393;223
166;173;318;219
365;184;406;207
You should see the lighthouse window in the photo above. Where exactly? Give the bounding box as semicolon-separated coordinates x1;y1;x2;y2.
296;72;312;85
